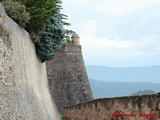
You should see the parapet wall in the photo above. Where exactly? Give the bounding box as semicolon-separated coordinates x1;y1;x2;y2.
47;44;93;114
0;4;60;120
64;94;160;120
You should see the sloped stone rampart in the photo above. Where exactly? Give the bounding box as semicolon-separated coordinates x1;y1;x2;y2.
47;45;93;114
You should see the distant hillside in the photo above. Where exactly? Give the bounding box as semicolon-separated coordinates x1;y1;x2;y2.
131;90;156;96
87;65;160;83
89;79;160;98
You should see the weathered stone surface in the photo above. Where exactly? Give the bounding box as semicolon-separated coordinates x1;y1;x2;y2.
0;3;60;120
47;44;93;114
64;94;160;120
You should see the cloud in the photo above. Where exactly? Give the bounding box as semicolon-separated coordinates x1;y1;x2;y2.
71;20;135;49
62;0;160;66
63;0;160;16
75;20;160;50
75;20;160;66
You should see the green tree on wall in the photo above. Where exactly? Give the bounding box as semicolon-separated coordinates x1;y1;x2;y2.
35;0;69;62
1;0;73;62
17;0;56;33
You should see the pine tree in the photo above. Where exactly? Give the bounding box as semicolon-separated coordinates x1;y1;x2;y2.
17;0;56;33
35;0;67;62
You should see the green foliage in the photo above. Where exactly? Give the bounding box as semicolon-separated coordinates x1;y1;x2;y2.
0;0;5;2
17;0;56;33
62;40;73;45
9;66;12;71
36;0;68;62
132;90;156;96
1;0;74;62
63;30;75;42
61;116;67;120
3;51;6;57
15;0;27;4
2;0;30;28
51;0;75;42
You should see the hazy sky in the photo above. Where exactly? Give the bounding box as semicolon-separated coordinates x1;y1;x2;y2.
62;0;160;67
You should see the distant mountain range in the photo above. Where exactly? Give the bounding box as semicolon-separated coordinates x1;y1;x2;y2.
87;65;160;83
89;80;160;98
86;65;160;98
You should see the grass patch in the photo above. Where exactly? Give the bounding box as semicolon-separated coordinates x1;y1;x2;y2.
62;41;74;45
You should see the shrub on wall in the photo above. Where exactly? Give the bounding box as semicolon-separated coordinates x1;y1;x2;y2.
2;0;30;28
17;0;56;33
61;116;67;120
35;0;67;62
63;30;75;43
1;0;73;63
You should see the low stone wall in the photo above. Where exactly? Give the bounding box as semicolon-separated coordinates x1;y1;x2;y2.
64;94;160;120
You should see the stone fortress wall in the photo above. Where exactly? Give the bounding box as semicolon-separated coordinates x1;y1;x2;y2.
47;44;93;114
2;2;160;120
0;4;60;120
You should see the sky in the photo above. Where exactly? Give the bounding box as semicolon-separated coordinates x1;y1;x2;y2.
62;0;160;67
